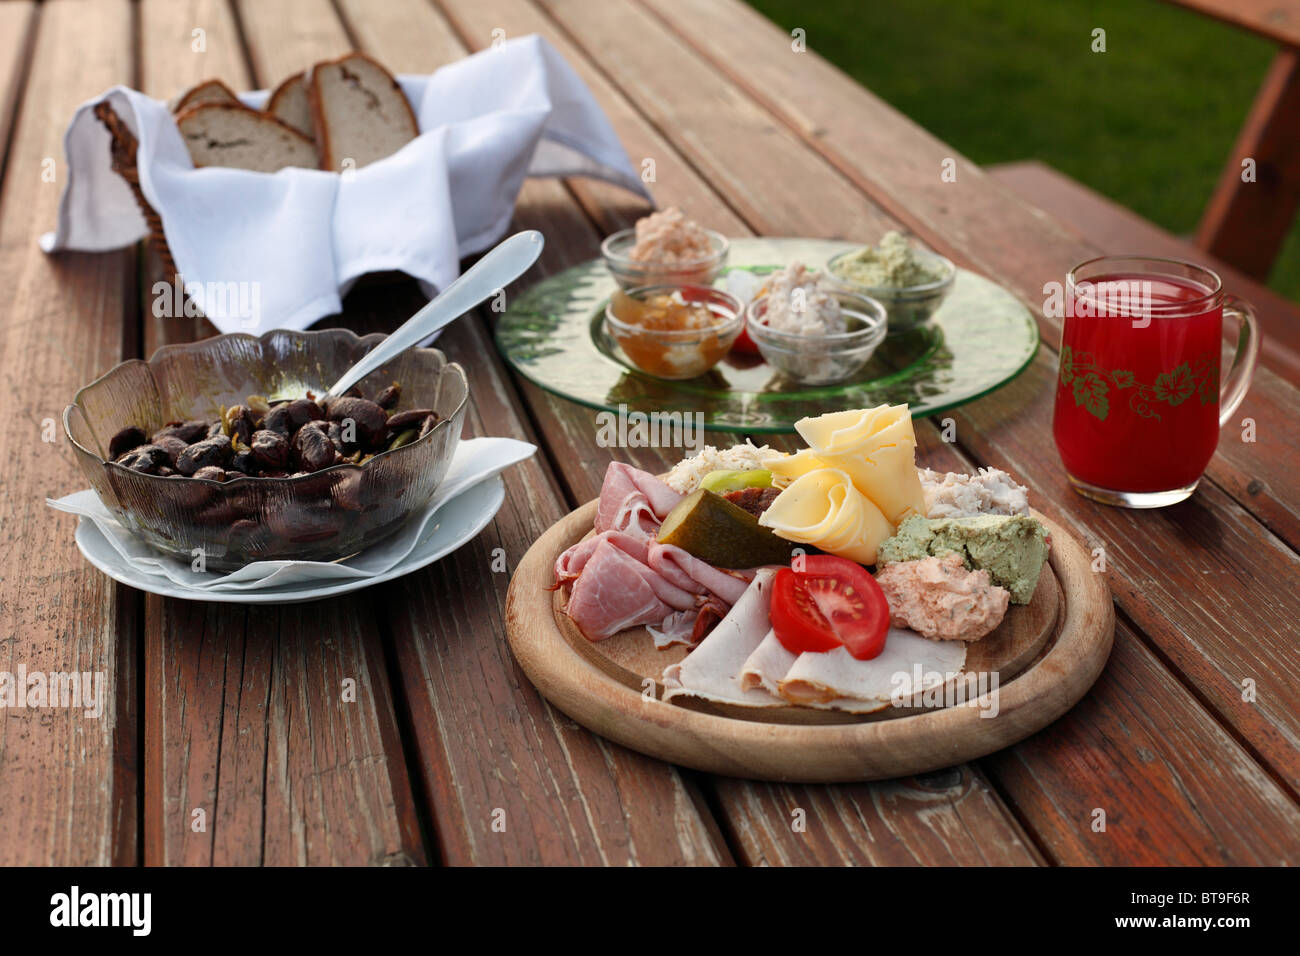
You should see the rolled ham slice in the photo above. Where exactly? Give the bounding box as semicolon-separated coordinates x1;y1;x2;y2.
662;569;785;707
595;462;683;538
646;543;754;604
565;540;681;641
553;530;650;587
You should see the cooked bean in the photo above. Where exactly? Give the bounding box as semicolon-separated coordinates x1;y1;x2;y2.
117;444;170;474
152;434;189;464
291;422;336;472
152;420;208;444
326;396;387;447
224;404;255;445
193;466;227;482
418;413;441;438
108;426;147;460
385;408;434;430
249;429;289;469
176;434;232;475
375;384;400;409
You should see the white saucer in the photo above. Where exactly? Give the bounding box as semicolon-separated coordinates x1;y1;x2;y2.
73;475;506;604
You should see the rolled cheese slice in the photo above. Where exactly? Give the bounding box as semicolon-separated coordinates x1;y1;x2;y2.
791;405;925;524
762;448;827;486
795;404;916;452
832;440;925;525
758;467;894;565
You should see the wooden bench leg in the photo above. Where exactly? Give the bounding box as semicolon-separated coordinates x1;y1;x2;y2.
1196;48;1300;280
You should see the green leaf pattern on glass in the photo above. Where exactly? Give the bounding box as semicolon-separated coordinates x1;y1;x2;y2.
1058;351;1217;422
1071;372;1109;420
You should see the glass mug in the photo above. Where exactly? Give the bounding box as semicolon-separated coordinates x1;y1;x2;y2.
1052;256;1259;508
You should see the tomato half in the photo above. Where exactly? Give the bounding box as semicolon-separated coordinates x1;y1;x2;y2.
770;555;890;660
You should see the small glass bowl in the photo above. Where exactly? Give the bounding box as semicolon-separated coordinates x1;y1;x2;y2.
746;290;888;385
601;227;729;290
605;284;744;380
826;247;956;332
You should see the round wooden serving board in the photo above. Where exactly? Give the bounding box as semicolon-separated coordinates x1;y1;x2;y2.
505;500;1113;782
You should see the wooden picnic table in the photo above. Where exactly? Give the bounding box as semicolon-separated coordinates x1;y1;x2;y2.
2;0;1298;867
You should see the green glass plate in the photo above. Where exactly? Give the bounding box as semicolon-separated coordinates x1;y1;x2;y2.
496;237;1039;432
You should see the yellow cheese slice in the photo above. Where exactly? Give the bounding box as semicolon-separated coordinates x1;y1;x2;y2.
762;448;827;486
830;440;926;525
794;404;915;453
789;404;924;523
757;467;894;565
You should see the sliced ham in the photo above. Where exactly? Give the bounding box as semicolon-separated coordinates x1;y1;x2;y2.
552;530;649;587
646;542;754;604
594;462;683;538
565;541;676;641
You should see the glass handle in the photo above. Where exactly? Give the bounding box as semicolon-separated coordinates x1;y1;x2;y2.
1219;295;1260;427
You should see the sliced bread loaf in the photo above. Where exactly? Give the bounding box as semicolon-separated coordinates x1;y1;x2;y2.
176;102;319;172
265;71;314;137
172;78;240;114
308;52;419;172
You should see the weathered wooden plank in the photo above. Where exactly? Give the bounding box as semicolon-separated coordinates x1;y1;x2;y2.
435;0;1048;866
1196;48;1300;279
0;2;34;178
233;0;353;84
636;0;1300;549
984;614;1300;864
327;0;733;865
530;0;1300;859
132;0;426;866
0;0;136;866
431;0;748;238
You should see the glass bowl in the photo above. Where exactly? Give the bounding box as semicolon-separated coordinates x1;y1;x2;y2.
601;227;729;290
826;247;956;332
746;290;888;385
62;328;469;570
604;284;744;380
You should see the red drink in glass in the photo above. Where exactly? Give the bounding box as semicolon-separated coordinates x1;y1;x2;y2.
1052;257;1258;508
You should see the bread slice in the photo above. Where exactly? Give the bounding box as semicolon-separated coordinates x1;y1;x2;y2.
308;52;419;172
172;78;240;114
176;102;319;172
265;71;314;137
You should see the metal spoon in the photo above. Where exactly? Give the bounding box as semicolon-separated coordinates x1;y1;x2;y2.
322;229;544;398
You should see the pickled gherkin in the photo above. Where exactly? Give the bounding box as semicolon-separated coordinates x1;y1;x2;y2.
656;489;796;568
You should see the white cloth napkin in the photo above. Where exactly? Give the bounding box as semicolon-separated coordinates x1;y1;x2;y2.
47;437;535;591
41;34;649;332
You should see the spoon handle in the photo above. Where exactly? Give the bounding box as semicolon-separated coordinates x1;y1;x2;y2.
327;230;544;398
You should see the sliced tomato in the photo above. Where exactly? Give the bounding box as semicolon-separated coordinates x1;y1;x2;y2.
770;555;890;660
770;568;842;654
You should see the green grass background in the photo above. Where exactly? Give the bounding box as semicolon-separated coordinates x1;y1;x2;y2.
746;0;1300;301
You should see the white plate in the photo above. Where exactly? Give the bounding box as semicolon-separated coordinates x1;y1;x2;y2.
74;475;506;604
